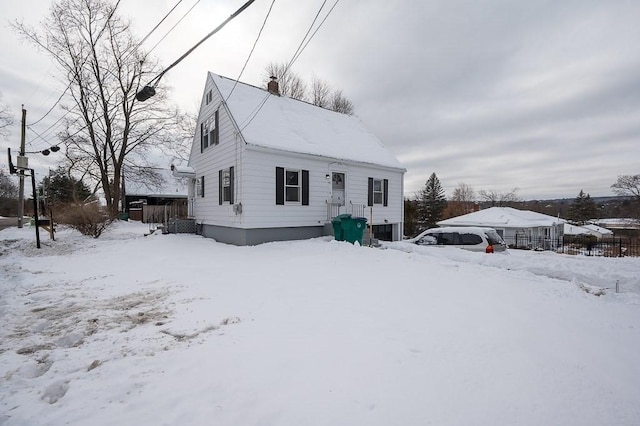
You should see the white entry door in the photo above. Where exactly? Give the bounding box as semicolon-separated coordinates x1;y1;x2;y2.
331;172;346;206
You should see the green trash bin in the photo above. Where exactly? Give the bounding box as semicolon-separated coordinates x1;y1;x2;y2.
342;217;368;245
118;212;129;221
331;214;351;241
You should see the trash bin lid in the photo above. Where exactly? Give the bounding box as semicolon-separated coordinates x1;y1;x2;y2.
332;214;352;223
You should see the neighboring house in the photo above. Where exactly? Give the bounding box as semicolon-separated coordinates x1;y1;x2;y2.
178;72;405;245
564;223;613;239
123;168;188;223
590;218;640;237
437;207;565;250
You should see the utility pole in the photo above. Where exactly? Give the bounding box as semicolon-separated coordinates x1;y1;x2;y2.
17;106;26;228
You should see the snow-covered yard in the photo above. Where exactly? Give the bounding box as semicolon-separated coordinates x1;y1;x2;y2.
1;221;639;425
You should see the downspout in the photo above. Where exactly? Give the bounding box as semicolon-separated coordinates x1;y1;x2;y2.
400;172;405;241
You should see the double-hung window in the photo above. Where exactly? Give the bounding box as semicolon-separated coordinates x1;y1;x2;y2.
218;167;234;204
285;169;300;203
275;167;309;206
368;177;389;206
200;110;219;151
373;179;383;204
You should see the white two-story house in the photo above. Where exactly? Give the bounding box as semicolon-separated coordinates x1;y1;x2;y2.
176;72;405;245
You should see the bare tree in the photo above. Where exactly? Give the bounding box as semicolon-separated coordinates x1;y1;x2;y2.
451;183;475;204
445;183;476;217
264;62;307;100
0;169;18;216
13;0;188;216
0;93;13;139
611;174;640;203
478;188;521;207
263;64;355;115
310;76;331;108
330;89;354;116
156;109;196;164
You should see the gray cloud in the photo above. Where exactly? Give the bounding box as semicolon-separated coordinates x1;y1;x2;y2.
2;0;638;200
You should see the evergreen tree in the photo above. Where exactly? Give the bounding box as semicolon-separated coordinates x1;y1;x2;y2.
417;173;447;228
39;169;93;204
567;190;598;225
403;198;420;237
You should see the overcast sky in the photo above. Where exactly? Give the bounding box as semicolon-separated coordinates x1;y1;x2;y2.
1;0;639;200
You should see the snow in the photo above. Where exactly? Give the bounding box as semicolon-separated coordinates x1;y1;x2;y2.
210;73;405;170
125;168;188;197
438;206;566;228
565;223;614;237
1;222;640;425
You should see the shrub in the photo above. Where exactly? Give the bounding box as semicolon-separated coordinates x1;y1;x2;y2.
56;202;114;238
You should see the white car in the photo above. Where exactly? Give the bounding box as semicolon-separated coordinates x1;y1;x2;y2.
408;226;508;253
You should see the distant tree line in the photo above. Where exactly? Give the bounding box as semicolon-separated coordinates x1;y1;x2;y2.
403;173;640;238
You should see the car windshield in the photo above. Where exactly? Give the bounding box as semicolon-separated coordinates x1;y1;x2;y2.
484;230;505;245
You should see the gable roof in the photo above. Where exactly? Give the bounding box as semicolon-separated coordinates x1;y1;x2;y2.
209;73;405;170
438;207;565;228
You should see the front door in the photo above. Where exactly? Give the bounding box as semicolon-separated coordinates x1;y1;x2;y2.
331;172;346;206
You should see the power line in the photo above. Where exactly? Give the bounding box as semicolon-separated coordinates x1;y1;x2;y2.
137;0;258;101
285;0;328;71
147;0;202;56
226;0;277;102
289;0;341;68
26;0;123;127
26;0;185;132
138;0;185;48
28;84;71;126
238;0;341;131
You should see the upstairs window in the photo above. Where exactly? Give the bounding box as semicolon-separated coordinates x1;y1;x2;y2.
200;110;219;151
205;89;213;105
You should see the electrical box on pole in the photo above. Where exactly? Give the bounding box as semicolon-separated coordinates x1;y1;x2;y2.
17;156;29;170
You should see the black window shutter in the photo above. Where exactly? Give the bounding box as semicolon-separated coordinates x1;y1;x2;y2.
214;110;219;145
302;170;309;206
383;179;389;206
367;178;374;206
276;167;285;205
201;175;205;197
218;170;223;205
200;123;204;153
229;166;235;204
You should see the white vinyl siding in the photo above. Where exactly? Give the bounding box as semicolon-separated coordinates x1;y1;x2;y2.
240;148;403;231
188;74;404;240
189;75;242;227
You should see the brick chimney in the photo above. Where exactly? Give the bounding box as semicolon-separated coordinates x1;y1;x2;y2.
267;75;280;96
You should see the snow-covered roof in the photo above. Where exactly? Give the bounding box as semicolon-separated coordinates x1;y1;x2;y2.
582;224;613;235
210;73;405;170
125;168;188;197
438;207;565;228
171;164;196;178
592;218;640;230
